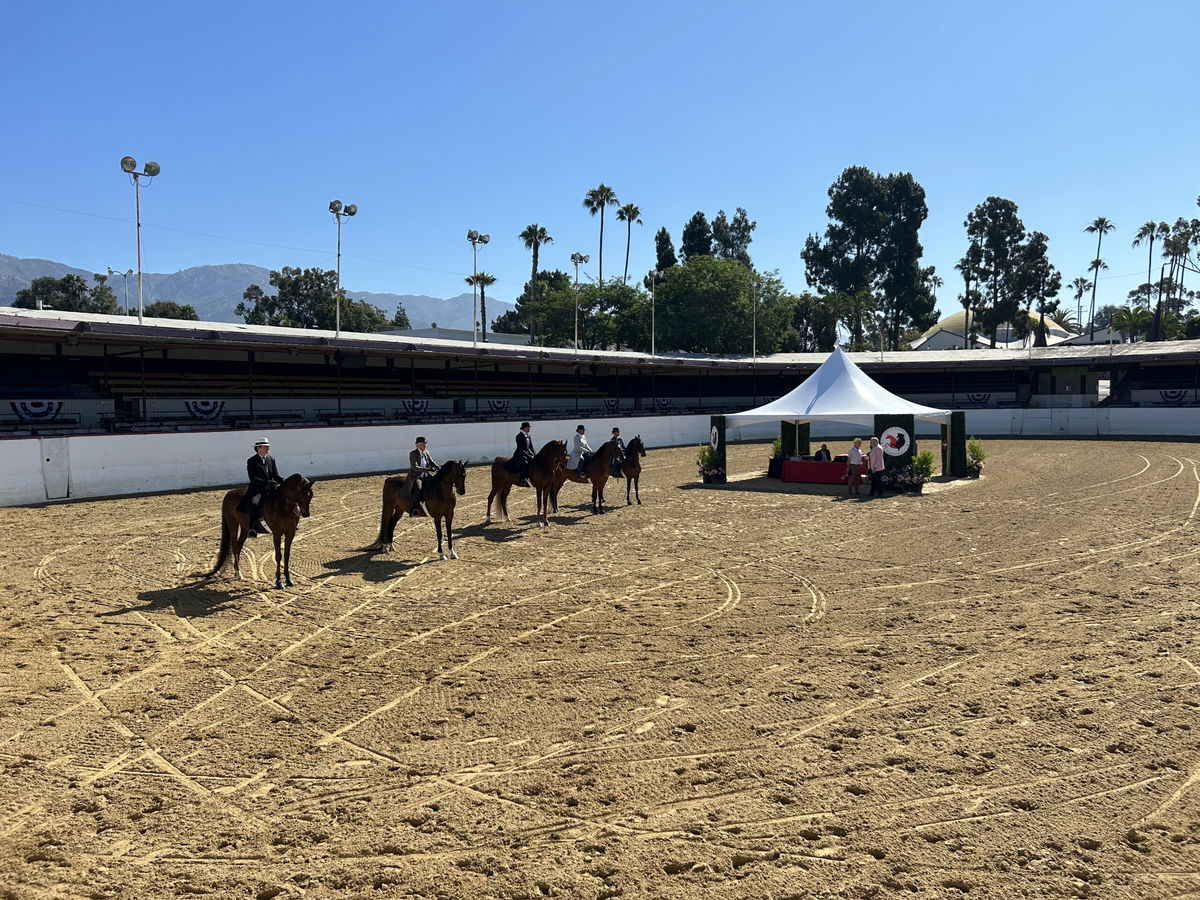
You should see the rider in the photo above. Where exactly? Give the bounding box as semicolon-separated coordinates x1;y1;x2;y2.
568;424;593;478
240;437;282;538
514;421;534;487
609;426;626;477
406;436;438;516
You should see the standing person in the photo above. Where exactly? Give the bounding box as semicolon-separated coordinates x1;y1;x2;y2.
866;436;885;497
568;424;593;477
406;436;439;515
239;437;282;538
514;422;535;487
845;438;864;496
813;443;832;462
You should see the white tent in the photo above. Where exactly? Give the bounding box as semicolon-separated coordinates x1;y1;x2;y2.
727;347;953;427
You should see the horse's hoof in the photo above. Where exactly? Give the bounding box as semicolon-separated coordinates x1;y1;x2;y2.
235;572;243;580
450;551;459;560
285;578;295;587
275;581;284;590
439;552;448;561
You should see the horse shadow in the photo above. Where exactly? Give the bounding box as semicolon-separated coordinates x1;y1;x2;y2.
107;581;247;619
319;551;422;582
457;521;525;543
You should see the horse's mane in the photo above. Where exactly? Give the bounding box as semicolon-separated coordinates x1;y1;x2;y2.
535;440;566;459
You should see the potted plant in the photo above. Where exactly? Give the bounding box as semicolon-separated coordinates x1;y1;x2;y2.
767;436;784;479
697;444;726;484
909;450;934;494
966;436;986;479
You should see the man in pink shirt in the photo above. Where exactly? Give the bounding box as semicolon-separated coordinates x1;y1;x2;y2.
866;436;886;497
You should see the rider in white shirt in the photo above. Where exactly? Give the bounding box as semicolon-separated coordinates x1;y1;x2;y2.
567;424;593;477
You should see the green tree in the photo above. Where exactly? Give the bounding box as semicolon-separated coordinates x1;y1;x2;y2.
654;255;752;353
582;184;619;282
615;203;642;284
680;211;713;261
518;224;553;335
1084;216;1115;337
235;266;389;332
1111;305;1152;342
1131;221;1168;303
955;237;984;347
654;226;677;270
1011;231;1062;346
493;270;575;346
392;303;411;328
142;300;199;320
712;207;757;267
1068;276;1092;327
1048;308;1076;330
465;272;497;340
788;292;840;352
14;273;119;314
877;175;935;348
964;197;1026;346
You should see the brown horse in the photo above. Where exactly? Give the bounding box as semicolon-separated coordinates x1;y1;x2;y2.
488;439;567;526
553;436;625;514
369;460;468;559
620;434;647;505
206;473;314;588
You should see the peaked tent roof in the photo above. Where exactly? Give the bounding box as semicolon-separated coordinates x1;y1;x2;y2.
726;347;954;427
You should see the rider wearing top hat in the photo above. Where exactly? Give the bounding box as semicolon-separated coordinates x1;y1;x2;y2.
406;436;439;515
568;424;593;478
239;437;282;538
514;422;534;487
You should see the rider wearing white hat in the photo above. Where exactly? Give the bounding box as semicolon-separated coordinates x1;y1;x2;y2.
238;437;282;537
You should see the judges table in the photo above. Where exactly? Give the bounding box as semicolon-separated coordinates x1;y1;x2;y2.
780;460;846;484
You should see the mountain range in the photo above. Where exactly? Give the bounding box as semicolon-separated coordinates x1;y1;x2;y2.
0;254;515;331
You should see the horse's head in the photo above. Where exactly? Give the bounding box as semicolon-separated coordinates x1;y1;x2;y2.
283;474;314;517
451;460;467;496
629;435;647;457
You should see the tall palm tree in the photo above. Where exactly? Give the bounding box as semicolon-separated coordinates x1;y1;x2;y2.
1111;305;1151;342
615;202;642;284
465;272;497;341
1131;221;1168;301
582;184;619;282
1069;276;1092;328
1084;217;1115;338
519;224;553;333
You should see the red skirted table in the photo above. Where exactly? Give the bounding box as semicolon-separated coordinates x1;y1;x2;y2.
780;460;847;484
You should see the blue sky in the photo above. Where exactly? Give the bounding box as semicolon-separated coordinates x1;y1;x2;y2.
3;1;1197;321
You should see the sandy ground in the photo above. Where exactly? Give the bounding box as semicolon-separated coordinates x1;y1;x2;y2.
1;439;1199;900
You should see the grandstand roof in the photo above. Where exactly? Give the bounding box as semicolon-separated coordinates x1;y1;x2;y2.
3;306;1199;371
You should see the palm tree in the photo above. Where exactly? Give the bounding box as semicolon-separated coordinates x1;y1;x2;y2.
465;272;497;341
1084;217;1115;338
1111;305;1151;342
519;224;553;333
1131;221;1168;301
1069;276;1092;328
615;203;642;284
582;184;619;282
1087;258;1109;332
1048;308;1077;331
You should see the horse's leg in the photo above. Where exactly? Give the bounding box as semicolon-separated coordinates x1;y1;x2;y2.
283;529;295;587
626;474;632;505
232;518;246;579
446;510;457;559
486;485;497;523
273;532;284;589
435;515;446;560
500;484;511;521
634;474;641;505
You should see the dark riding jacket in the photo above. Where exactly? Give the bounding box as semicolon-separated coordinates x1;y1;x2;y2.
408;448;439;476
515;430;534;461
247;454;282;492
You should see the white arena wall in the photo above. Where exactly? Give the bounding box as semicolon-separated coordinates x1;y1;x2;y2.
3;409;1198;507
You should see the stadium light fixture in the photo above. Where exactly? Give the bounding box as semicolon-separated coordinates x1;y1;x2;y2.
467;230;490;347
330;200;358;338
118;156;162;325
107;267;134;315
570;252;590;354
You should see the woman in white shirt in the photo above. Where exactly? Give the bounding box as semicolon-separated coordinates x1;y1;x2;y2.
845;438;864;495
567;424;593;477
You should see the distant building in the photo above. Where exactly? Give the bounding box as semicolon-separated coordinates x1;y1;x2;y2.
912;310;1079;350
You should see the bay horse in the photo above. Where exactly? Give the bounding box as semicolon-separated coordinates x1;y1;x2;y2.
206;473;314;588
369;460;468;560
488;440;566;526
620;435;647;505
552;436;625;514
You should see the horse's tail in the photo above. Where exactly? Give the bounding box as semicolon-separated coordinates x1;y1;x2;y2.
367;480;396;550
203;514;232;577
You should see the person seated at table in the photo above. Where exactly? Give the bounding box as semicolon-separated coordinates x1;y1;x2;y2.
813;444;832;462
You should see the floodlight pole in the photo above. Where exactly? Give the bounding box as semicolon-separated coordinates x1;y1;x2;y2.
108;267;133;315
467;230;489;348
648;269;662;357
571;252;588;354
119;158;161;326
330;201;357;339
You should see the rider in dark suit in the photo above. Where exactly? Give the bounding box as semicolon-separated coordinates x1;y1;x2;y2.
406;436;438;516
239;437;283;538
514;422;534;487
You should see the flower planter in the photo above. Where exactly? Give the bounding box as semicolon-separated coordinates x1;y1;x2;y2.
767;457;784;479
910;482;924;495
701;473;712;484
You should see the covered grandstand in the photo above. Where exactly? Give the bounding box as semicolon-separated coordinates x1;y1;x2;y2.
2;307;1199;438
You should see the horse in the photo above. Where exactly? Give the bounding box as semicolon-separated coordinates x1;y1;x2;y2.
552;436;625;514
488;440;567;526
369;460;468;560
206;473;314;588
619;435;647;505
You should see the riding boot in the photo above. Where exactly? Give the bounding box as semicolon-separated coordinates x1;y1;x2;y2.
409;490;426;515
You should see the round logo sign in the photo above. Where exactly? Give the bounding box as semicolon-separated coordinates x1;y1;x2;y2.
880;426;910;456
710;425;720;450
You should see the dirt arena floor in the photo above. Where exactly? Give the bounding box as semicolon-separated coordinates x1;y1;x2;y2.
1;438;1199;900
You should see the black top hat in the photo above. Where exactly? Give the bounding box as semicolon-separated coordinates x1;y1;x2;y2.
612;427;621;434
415;436;427;444
521;422;531;429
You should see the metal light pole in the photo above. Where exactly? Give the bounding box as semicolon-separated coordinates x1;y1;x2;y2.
571;252;589;353
119;157;161;325
467;230;490;347
107;267;133;315
329;201;358;338
648;269;662;356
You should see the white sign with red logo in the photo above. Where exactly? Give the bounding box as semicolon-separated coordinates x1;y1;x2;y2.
880;426;910;456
